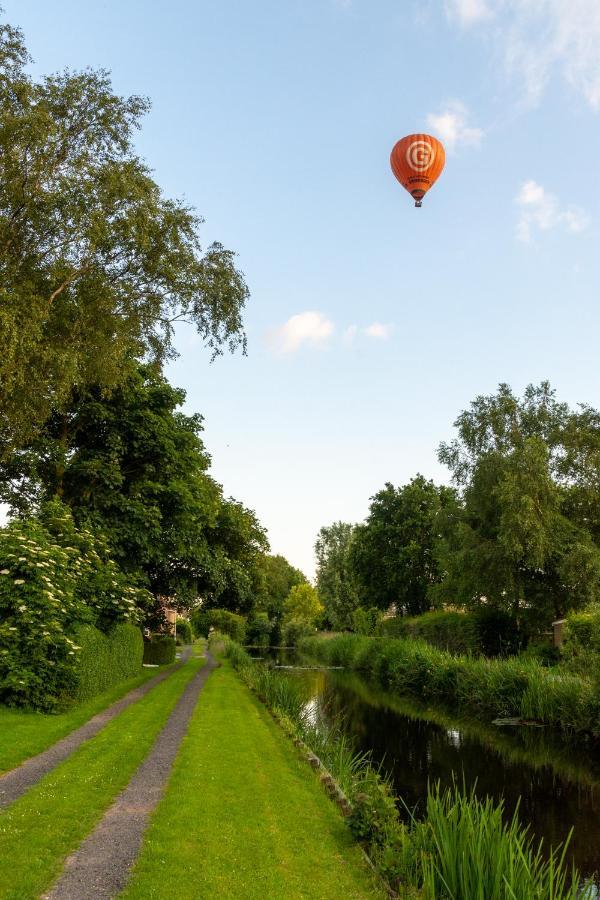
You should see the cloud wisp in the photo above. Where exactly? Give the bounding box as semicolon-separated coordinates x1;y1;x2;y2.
266;311;334;355
426;101;483;150
446;0;600;110
364;322;393;340
515;180;589;243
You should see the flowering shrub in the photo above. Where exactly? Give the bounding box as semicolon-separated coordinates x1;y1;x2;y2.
0;502;152;709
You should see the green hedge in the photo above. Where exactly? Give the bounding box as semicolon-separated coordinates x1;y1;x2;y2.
143;635;176;665
377;608;520;657
300;634;600;734
72;623;143;704
192;608;247;643
562;607;600;679
176;618;193;645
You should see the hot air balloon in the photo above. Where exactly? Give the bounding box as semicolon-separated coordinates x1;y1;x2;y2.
390;134;445;207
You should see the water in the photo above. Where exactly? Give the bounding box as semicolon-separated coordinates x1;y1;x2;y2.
254;647;600;881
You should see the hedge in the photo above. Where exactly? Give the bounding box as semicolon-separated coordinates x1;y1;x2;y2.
175;618;193;645
377;608;520;657
562;606;600;680
143;635;176;665
192;608;247;643
300;634;600;734
73;623;144;703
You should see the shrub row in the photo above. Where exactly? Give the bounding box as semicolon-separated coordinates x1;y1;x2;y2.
73;623;143;703
377;608;520;657
192;608;247;643
143;635;176;665
217;634;589;899
300;634;600;734
175;618;193;645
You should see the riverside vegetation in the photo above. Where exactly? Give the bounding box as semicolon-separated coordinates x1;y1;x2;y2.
300;632;600;735
219;635;592;899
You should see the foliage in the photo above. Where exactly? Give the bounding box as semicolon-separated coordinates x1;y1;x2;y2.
283;583;322;625
314;522;361;629
377;608;520;656
351;606;383;636
349;476;457;615
143;635;176;665
0;18;248;456
253;554;307;620
561;606;600;681
0;501;150;709
415;784;589;900
281;617;314;647
246;611;272;646
73;623;143;702
436;383;600;630
0;364;268;612
175;618;193;645
192;607;247;643
301;634;600;734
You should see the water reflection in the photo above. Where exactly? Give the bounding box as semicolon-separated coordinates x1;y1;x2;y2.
258;648;600;882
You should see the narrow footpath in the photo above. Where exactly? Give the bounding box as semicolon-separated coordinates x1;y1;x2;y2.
45;652;218;900
0;649;192;808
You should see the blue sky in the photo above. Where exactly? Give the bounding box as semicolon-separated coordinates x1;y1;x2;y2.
8;0;600;576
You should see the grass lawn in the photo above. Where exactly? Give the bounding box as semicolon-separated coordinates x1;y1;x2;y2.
0;656;204;900
0;664;171;774
121;663;385;900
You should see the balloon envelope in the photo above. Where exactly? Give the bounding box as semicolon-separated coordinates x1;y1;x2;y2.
390;134;445;206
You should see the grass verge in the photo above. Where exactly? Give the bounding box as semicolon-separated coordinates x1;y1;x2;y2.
0;656;203;900
121;662;385;900
0;664;170;774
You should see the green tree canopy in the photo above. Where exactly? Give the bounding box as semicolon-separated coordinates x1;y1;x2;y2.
315;521;361;629
0;364;268;610
350;476;456;616
283;583;323;626
436;383;600;627
0;19;248;455
254;554;307;621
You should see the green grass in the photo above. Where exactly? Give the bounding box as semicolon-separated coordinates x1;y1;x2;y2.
0;657;203;900
0;664;169;774
121;664;385;900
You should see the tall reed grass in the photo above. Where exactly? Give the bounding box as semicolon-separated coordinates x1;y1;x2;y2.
300;634;600;735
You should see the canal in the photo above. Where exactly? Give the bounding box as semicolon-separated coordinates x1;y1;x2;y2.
255;648;600;882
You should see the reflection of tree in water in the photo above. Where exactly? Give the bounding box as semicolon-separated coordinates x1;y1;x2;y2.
291;664;600;881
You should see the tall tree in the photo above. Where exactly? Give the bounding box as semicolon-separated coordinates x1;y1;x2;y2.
0;19;248;455
350;476;456;615
315;522;360;629
436;383;600;627
254;554;307;621
0;364;267;608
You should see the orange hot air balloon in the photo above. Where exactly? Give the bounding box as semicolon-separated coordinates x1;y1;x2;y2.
390;134;445;207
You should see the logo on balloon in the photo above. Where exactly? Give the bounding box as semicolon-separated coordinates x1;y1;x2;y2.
405;140;435;172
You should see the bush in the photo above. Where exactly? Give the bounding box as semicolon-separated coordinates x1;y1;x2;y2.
281;617;313;646
246;611;272;647
175;618;193;645
351;607;382;636
192;608;247;643
73;623;143;703
143;635;176;665
377;608;520;657
0;503;151;710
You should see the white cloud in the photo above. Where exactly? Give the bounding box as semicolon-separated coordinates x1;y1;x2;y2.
515;180;589;242
445;0;492;25
426;101;483;151
266;311;334;354
364;322;393;340
447;1;600;110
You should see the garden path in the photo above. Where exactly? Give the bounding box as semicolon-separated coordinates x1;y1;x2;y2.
0;647;192;808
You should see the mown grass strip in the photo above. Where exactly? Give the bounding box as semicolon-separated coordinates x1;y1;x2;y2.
0;665;169;774
121;663;384;900
0;657;203;900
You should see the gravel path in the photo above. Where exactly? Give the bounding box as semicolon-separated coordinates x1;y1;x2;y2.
44;651;217;900
0;648;192;809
